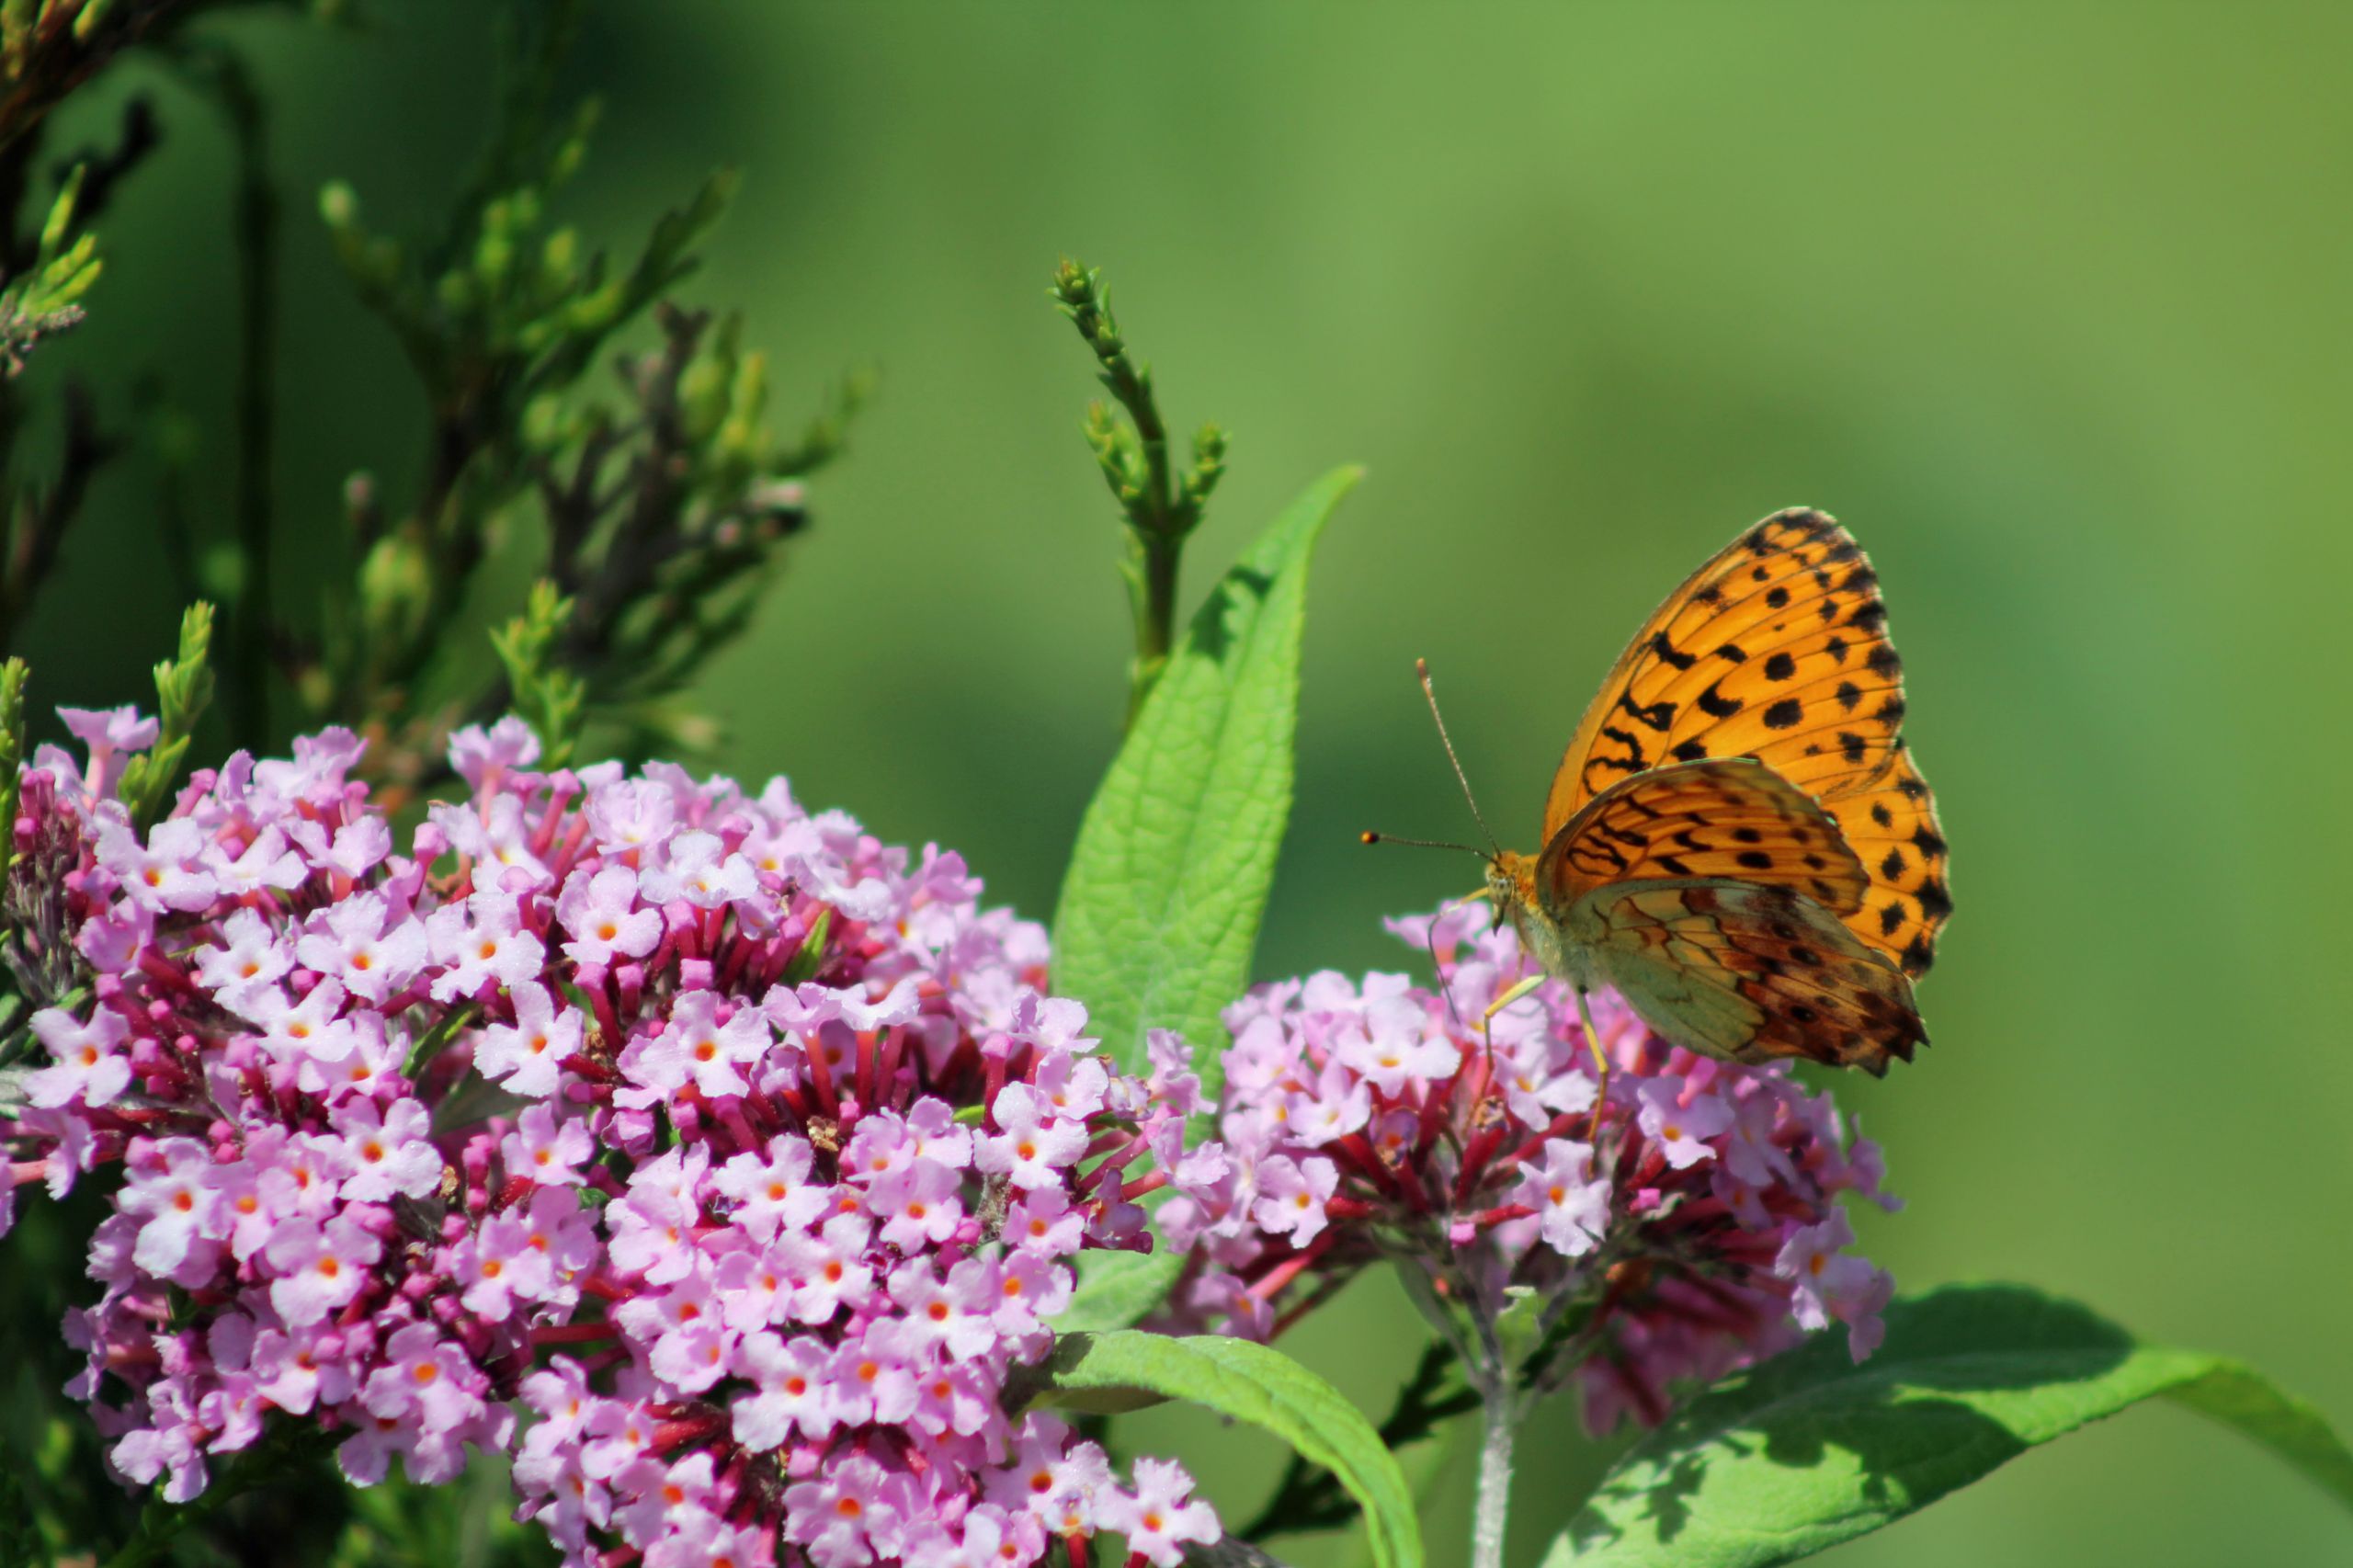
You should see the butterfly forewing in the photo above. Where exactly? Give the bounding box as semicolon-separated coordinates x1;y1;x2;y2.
1581;880;1925;1074
1535;758;1869;918
1541;508;1948;977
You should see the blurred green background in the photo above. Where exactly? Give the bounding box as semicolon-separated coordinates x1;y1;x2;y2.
11;4;2351;1565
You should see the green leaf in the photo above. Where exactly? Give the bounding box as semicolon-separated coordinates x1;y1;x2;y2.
1035;1330;1422;1568
1049;1248;1185;1334
1051;466;1360;1082
1551;1283;2353;1568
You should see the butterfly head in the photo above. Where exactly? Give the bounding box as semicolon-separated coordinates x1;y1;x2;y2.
1483;849;1539;935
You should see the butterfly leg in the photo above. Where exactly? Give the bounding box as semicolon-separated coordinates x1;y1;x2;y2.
1481;973;1544;1081
1574;985;1610;1142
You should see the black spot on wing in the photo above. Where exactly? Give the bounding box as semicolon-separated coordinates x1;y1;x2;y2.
1763;699;1803;729
1649;631;1697;672
1697;681;1743;719
1619;692;1677;733
1763;652;1797;681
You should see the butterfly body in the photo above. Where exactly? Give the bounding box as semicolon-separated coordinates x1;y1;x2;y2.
1463;509;1947;1077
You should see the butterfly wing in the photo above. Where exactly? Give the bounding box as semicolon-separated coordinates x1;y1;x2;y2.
1540;507;1949;977
1818;745;1951;977
1534;757;1869;917
1576;879;1925;1074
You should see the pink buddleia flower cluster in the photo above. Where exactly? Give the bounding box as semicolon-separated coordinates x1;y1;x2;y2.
1158;902;1898;1433
0;711;1221;1568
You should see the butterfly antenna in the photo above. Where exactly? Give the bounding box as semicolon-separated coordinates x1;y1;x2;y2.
1416;658;1501;858
1427;903;1468;1038
1358;831;1481;853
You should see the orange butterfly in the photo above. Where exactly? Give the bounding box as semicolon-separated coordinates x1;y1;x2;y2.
1377;508;1949;1114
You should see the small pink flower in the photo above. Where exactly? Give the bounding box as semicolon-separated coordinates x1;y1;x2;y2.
1518;1139;1610;1259
330;1097;444;1203
26;1005;132;1109
203;825;306;898
1099;1456;1221;1567
97;814;220;913
362;1322;487;1435
426;888;548;1001
974;1084;1089;1189
710;1136;827;1242
264;1214;382;1326
500;1102;595;1187
555;864;662;967
449;717;542;789
1776;1210;1895;1361
640;829;757;910
783;1451;901;1568
1635;1079;1733;1169
476;983;583;1098
733;1331;837;1448
633;991;769;1100
293;892;426;1005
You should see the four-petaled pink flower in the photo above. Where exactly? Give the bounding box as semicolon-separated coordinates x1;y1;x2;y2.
476;983;584;1098
26;1004;132;1108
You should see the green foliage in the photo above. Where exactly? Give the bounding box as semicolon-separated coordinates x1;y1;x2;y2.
116;600;214;828
0;0;194;149
0;149;119;651
1053;258;1231;722
1051;465;1358;1083
1032;1330;1425;1568
490;580;586;768
1049;1248;1186;1335
1550;1284;2353;1567
0;161;99;374
1247;1339;1477;1542
0;654;24;890
324;1456;556;1568
306;90;858;779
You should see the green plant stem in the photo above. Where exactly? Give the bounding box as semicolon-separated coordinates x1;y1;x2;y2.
1472;1377;1518;1568
1052;259;1222;730
1131;522;1179;718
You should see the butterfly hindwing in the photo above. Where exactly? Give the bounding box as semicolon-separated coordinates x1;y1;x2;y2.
1540;508;1948;978
1535;757;1869;917
1579;879;1925;1074
1818;744;1951;977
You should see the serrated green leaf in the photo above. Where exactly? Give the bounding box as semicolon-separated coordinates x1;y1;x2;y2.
1049;1248;1184;1334
1550;1283;2353;1568
1036;1330;1422;1568
1052;466;1360;1083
